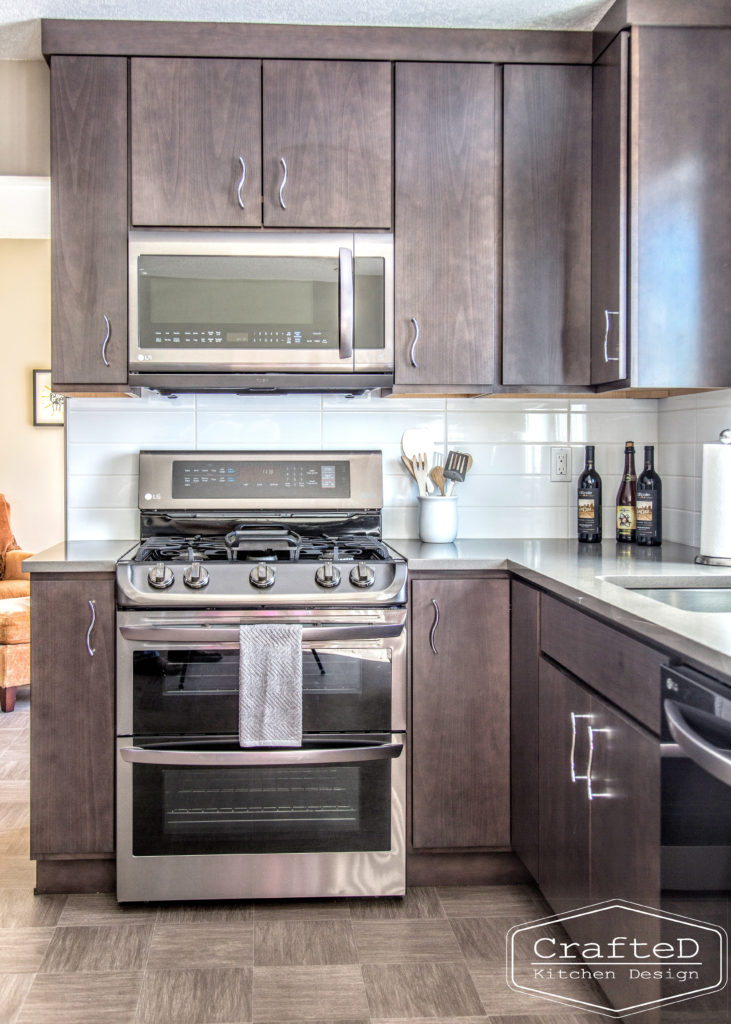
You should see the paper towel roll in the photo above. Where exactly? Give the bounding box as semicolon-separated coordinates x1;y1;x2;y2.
699;442;731;560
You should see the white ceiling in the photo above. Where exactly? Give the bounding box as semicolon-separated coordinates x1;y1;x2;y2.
0;0;615;59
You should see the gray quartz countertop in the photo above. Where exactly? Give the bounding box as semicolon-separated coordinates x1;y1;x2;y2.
23;540;138;573
386;538;731;681
24;536;731;680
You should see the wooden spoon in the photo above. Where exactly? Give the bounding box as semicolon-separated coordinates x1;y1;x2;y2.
429;464;447;495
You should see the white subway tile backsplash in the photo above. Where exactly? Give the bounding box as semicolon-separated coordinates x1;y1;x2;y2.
195;393;322;413
66;409;196;447
322;410;445;449
67;507;138;541
66;475;137;509
569;410;657;445
67;444;142;477
458;506;568;538
447;410;568;445
196;410;322;449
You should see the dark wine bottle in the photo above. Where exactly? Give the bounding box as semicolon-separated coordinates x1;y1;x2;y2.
577;445;602;542
636;445;662;546
616;441;637;543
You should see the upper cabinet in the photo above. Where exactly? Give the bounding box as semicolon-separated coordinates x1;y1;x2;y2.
502;64;592;387
50;56;128;390
394;62;498;389
131;58;392;230
591;27;731;389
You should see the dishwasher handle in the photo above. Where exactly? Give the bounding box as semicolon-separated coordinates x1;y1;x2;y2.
120;741;403;768
664;698;731;787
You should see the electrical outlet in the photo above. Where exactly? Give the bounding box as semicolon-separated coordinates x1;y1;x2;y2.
550;446;571;482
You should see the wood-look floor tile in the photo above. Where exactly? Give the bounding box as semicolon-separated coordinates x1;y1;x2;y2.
372;1018;490;1024
0;926;54;972
39;924;153;974
0;973;34;1023
437;886;549;920
451;917;517;964
484;1016;607;1023
0;780;30;802
0;825;29;857
362;961;485;1019
0;855;35;889
253;965;370;1021
148;923;253;969
354;919;463;963
155;900;254;924
470;965;601;1017
16;971;142;1023
136;967;252;1024
349;886;446;921
0;888;66;928
255;919;358;966
253;898;352;921
58;894;158;928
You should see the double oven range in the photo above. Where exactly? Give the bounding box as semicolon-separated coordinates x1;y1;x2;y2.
115;450;407;903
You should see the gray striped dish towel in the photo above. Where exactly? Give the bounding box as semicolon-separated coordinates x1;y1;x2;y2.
239;624;303;747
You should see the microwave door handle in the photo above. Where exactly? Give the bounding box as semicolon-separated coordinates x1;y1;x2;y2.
118;623;404;643
120;741;403;767
339;246;354;361
664;699;731;787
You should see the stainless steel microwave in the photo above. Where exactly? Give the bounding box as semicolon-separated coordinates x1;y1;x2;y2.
128;230;393;393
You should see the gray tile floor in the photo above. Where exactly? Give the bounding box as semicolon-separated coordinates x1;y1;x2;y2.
0;692;714;1023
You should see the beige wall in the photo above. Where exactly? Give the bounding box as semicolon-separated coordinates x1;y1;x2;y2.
0;60;49;176
0;239;64;551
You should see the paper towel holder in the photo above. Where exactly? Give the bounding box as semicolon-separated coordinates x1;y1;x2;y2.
695;428;731;566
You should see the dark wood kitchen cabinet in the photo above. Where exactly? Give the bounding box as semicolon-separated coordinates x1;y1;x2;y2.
410;575;510;849
50;56;128;391
510;580;540;881
131;58;392;229
30;574;115;891
591;26;731;388
394;62;498;389
502;64;592;386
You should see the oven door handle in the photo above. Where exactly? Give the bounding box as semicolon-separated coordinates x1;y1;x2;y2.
118;623;404;643
664;699;731;787
119;741;403;767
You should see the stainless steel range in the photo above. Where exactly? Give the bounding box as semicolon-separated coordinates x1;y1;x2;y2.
115;450;407;903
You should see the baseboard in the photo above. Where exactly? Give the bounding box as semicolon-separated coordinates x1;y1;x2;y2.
406;850;533;886
35;858;115;894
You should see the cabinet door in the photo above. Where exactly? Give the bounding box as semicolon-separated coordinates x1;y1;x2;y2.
538;658;591;911
411;577;510;849
130;58;262;227
394;63;497;387
30;576;115;858
262;60;392;228
633;27;731;387
50;57;128;388
510;580;540;880
502;65;591;386
590;32;628;386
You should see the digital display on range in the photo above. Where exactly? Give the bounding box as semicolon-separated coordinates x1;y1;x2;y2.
171;460;351;499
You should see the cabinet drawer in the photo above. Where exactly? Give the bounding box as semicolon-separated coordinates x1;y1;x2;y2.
540;594;665;733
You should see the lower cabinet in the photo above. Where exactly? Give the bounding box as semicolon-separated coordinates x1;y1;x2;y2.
30;575;115;885
411;575;510;849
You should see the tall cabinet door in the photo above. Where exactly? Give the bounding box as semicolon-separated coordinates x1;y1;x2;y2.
394;63;497;387
130;58;262;227
50;57;128;389
262;60;392;228
30;576;115;859
502;64;592;386
590;31;629;386
411;577;510;849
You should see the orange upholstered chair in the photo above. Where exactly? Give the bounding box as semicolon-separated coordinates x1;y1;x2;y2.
0;495;32;711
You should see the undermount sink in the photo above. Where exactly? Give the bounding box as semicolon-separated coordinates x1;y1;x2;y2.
601;576;731;613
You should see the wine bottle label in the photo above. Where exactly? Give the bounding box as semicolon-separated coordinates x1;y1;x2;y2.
636;491;658;535
616;504;636;534
578;488;599;531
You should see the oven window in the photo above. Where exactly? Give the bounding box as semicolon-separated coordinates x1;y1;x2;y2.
131;743;391;856
131;647;392;734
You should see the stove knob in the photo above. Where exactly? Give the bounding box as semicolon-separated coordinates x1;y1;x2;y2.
147;562;174;590
250;562;276;589
315;561;341;589
183;561;210;589
349;562;376;589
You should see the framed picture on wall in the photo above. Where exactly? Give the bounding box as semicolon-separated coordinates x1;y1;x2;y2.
33;370;65;426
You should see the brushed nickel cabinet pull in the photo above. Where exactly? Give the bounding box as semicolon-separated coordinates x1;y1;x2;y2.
86;599;96;657
586;726;610;800
570;712;591;782
101;315;111;367
409;317;420;368
429;598;439;655
603;309;620;363
236;156;246;209
278;157;288;209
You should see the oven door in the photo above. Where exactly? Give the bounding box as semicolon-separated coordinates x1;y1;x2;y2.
117;611;406;736
116;732;406;902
